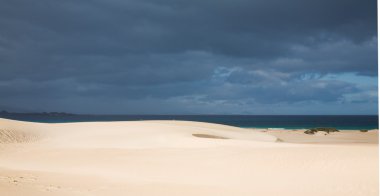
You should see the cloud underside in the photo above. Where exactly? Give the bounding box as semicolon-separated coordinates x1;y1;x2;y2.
0;0;377;114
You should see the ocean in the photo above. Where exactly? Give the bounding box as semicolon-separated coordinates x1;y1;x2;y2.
0;113;378;130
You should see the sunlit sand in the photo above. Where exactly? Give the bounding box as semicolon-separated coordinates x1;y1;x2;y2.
0;118;378;196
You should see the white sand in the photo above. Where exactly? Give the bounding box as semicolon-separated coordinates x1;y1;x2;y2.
0;118;378;196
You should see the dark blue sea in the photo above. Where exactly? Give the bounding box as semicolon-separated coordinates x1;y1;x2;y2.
0;113;378;130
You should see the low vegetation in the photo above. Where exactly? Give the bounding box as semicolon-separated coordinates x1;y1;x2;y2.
304;127;339;135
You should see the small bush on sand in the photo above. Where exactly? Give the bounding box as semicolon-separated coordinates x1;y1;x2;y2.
360;130;368;132
304;127;339;135
304;129;317;134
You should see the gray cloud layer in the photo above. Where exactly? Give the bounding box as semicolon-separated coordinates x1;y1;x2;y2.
0;0;377;114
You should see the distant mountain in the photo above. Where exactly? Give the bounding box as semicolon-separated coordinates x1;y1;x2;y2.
0;111;76;116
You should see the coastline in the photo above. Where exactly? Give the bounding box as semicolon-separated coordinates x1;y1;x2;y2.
0;114;377;130
0;118;378;196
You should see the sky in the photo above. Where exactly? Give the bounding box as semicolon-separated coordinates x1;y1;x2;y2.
0;0;378;114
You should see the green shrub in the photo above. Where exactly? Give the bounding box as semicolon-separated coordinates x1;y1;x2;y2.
304;127;339;135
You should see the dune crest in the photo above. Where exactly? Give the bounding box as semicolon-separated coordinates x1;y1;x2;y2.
0;118;278;149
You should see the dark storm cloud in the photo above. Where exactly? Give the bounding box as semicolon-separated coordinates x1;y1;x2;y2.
0;0;377;114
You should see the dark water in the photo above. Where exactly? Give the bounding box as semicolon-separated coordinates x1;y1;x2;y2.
0;113;378;130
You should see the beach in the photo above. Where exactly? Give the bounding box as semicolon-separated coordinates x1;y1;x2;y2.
0;118;378;196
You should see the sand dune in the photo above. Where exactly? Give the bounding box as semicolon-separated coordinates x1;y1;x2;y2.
0;118;378;196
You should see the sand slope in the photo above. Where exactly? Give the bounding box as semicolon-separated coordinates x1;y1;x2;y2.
0;118;378;196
